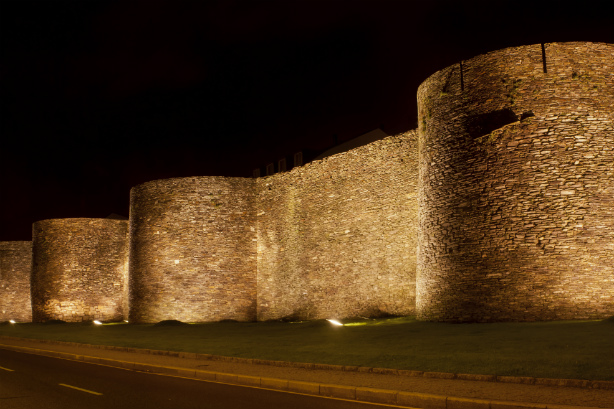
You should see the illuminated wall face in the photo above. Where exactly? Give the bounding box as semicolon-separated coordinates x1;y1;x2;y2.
31;219;128;322
257;132;419;320
128;177;257;323
417;42;614;322
0;241;32;322
6;42;612;325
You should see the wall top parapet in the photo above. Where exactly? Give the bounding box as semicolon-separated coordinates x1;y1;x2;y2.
417;41;614;94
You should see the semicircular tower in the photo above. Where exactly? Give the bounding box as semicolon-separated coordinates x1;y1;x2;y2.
417;42;614;322
128;176;257;323
0;241;33;322
31;218;129;322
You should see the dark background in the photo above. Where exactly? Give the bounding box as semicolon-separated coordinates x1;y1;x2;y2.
1;0;612;240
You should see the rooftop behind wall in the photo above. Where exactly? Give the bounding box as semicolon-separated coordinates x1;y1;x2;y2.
31;218;129;322
0;241;32;322
257;131;419;320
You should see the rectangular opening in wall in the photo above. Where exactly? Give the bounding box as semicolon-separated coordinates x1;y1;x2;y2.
541;43;547;73
278;158;287;172
252;168;261;178
293;151;303;167
460;61;464;91
266;163;275;176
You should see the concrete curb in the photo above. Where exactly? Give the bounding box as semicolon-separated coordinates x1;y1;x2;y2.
1;336;611;392
0;342;607;409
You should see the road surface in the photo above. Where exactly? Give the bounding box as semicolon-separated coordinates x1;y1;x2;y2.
0;349;399;409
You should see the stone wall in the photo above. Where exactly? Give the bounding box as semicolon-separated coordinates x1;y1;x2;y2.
0;241;32;322
4;42;612;325
256;131;419;320
31;218;129;322
417;42;614;322
128;177;257;323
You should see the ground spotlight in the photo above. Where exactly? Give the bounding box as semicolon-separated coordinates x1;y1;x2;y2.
327;319;343;326
9;320;16;324
93;320;102;325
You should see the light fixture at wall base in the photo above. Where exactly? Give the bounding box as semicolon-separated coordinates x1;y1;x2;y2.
327;319;343;326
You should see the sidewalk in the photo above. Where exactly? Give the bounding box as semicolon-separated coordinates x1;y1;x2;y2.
1;336;612;409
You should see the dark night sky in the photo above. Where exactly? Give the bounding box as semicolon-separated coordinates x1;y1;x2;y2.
1;0;612;240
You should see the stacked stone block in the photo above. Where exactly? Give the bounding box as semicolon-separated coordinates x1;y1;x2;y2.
128;177;258;323
257;131;419;320
416;42;614;322
3;42;612;325
31;218;129;322
0;241;32;322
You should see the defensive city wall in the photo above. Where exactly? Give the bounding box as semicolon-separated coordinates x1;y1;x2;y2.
128;131;418;323
30;219;129;322
0;241;32;322
0;42;612;323
417;42;613;321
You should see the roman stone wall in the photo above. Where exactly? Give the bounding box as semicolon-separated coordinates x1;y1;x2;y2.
128;177;257;323
417;42;614;322
256;131;419;321
31;218;129;322
4;42;611;325
0;241;32;322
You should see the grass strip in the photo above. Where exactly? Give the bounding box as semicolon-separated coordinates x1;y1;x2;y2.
1;316;612;381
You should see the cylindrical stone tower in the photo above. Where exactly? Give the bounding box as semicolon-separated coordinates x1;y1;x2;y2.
0;241;32;322
128;176;257;323
417;42;614;322
31;218;129;322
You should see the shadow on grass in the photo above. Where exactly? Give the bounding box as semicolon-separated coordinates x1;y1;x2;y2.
1;316;612;381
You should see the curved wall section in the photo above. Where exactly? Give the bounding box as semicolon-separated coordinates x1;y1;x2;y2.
0;241;32;322
417;42;614;322
31;219;128;322
128;177;257;323
257;132;419;321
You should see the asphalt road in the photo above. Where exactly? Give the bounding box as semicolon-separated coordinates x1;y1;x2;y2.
0;349;399;409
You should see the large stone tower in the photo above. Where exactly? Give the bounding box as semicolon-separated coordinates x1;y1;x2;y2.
128;177;257;323
0;241;32;322
416;42;614;322
31;218;129;322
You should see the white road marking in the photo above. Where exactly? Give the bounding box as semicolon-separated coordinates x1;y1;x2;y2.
59;383;103;395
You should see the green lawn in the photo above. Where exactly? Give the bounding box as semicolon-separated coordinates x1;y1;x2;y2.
1;317;612;381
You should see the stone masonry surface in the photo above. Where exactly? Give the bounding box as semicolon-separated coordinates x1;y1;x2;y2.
256;131;418;320
128;177;257;323
416;42;614;321
31;219;129;322
2;42;613;324
0;241;32;322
